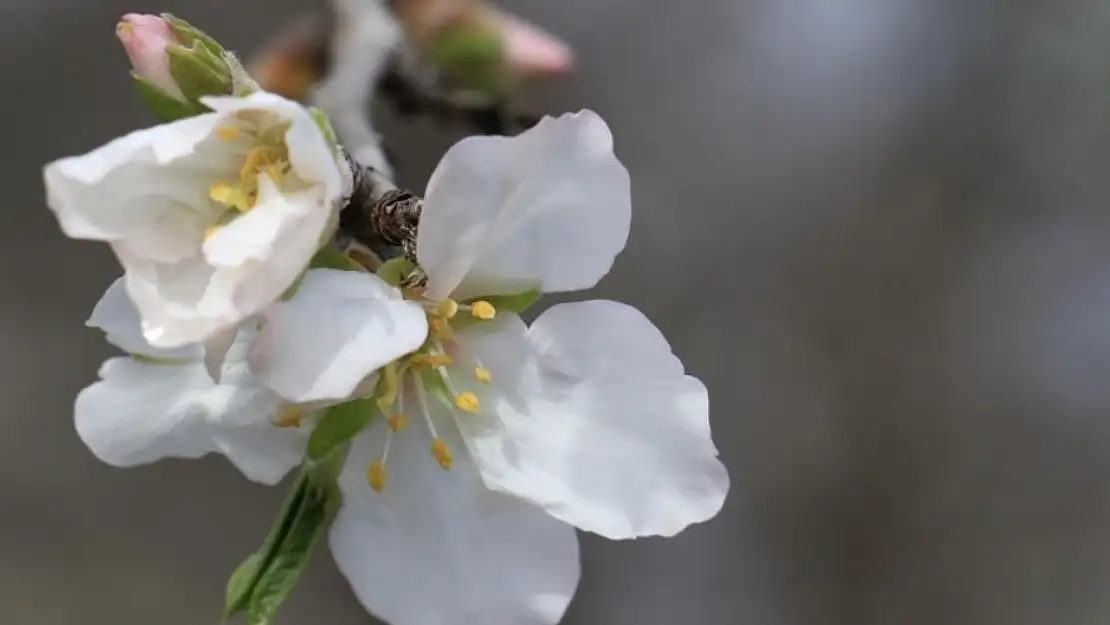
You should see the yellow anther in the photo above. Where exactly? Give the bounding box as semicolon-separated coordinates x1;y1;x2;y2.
455;392;480;413
431;438;454;470
387;413;407;433
215;125;240;140
239;147;271;181
117;21;134;36
209;181;234;203
368;459;387;492
470;300;496;320
274;405;302;428
475;367;492;384
434;298;459;319
264;162;288;183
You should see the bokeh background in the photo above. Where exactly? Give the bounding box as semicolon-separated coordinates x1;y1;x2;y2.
6;0;1110;623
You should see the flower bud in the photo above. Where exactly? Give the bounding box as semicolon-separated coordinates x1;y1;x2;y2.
117;13;185;100
117;13;259;121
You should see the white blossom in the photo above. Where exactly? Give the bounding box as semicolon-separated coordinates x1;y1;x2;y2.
44;91;348;350
75;278;308;484
252;111;729;625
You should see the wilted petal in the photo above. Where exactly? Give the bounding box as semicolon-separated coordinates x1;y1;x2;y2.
250;269;428;403
330;415;579;625
462;300;730;539
417;110;631;301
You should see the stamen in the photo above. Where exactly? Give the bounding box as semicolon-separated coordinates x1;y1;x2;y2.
434;298;459;319
415;380;453;470
376;362;401;413
274;405;302;428
413;353;452;368
367;459;386;492
215;125;240;140
474;367;492;384
469;300;497;320
388;413;407;432
455;392;480;414
204;224;222;240
431;438;454;470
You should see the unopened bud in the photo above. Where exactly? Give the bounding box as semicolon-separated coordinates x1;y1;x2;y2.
117;14;185;100
117;13;258;121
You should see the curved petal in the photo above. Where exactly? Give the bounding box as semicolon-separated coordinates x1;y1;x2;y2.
330;411;580;625
417;110;631;301
88;277;199;360
43;112;224;242
74;357;220;467
250;269;428;403
210;321;307;483
461;300;730;539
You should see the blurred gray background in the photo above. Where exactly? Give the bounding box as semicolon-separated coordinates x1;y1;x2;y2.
6;0;1110;623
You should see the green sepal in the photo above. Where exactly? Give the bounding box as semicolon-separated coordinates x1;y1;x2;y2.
377;257;417;287
132;74;205;121
161;13;224;55
306;396;378;461
418;367;455;408
167;43;231;101
308;247;366;273
130;353;193;366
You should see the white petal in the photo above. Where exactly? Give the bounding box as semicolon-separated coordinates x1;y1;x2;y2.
330;413;580;625
88;277;199;360
460;300;730;539
250;269;428;403
43;112;225;242
417;110;631;301
74;357;220;467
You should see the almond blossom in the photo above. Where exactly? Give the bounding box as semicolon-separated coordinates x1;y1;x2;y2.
44;91;347;350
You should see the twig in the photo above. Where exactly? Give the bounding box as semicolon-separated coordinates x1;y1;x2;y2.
309;0;400;178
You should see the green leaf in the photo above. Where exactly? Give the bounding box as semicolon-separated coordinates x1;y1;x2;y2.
223;473;311;618
377;257;417;286
247;481;333;625
306;396;377;461
225;553;263;616
167;44;231;100
308;247;366;272
131;74;205;121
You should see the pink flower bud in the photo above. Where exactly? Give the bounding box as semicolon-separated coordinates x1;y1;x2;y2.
493;11;574;77
116;13;186;100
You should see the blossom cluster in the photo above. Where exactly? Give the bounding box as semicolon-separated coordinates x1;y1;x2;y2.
41;12;729;625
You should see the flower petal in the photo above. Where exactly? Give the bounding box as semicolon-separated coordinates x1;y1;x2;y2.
330;413;580;625
250;269;428;403
74;357;220;467
210;320;307;483
88;277;199;360
460;300;730;539
417;110;631;301
43;112;226;243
